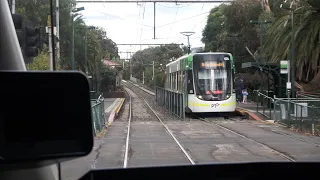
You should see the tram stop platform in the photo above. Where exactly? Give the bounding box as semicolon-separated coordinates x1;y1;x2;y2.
104;98;125;126
236;102;275;123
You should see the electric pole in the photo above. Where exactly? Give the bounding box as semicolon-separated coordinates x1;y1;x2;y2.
56;0;60;61
47;15;53;71
152;61;155;88
143;71;145;84
180;32;195;54
11;0;15;13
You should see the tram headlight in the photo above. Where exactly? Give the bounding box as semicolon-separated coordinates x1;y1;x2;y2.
197;95;203;100
225;94;230;99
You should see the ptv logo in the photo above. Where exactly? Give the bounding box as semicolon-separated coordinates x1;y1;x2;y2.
211;103;220;108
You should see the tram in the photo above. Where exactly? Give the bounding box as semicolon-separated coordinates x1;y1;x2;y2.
164;52;236;113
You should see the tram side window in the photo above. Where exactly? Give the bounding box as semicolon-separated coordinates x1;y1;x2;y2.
165;74;169;89
172;73;175;90
174;72;176;90
182;71;187;92
178;71;181;92
170;73;172;89
187;70;194;94
176;72;178;91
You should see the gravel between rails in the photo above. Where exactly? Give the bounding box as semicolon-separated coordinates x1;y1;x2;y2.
123;82;183;122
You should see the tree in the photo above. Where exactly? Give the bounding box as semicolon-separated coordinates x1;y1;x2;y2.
16;0;76;67
201;0;273;92
264;0;320;83
16;0;120;93
202;0;262;61
26;46;50;70
202;5;227;52
130;44;184;87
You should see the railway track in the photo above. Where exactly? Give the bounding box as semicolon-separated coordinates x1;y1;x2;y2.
122;83;195;167
125;81;320;154
227;117;320;148
123;80;304;162
197;116;296;162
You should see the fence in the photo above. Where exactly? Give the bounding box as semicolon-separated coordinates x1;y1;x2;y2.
254;90;275;119
273;97;320;135
91;94;105;136
155;87;185;120
253;90;320;135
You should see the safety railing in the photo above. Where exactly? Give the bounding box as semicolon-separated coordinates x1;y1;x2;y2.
155;87;185;120
254;90;275;119
273;97;320;136
91;93;105;136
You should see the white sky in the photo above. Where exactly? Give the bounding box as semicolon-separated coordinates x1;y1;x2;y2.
77;1;225;59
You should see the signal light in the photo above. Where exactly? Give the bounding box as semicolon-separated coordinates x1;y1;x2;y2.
12;14;25;48
12;14;22;29
25;27;41;59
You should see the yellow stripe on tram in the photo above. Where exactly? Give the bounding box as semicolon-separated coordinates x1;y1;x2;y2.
220;101;236;107
188;102;210;107
188;101;236;107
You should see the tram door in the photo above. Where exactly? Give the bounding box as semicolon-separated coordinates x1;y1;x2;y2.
187;70;195;112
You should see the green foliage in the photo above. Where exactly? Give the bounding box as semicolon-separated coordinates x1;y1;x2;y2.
26;46;50;70
203;0;320;86
202;0;261;62
130;44;184;87
17;0;120;91
202;5;227;52
264;0;320;82
100;65;119;91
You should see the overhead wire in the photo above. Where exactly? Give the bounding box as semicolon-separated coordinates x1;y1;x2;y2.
158;4;192;8
156;11;210;28
166;4;179;39
94;11;153;28
102;4;109;32
191;15;207;31
135;4;142;44
139;3;146;43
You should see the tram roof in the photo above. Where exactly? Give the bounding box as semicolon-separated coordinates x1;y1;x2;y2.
165;52;230;67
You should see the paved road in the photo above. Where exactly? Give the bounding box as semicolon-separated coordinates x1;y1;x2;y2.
165;120;288;163
218;120;320;161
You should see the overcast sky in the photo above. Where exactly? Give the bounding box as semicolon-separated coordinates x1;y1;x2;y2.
77;1;226;59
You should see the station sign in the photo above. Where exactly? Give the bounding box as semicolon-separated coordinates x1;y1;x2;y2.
280;60;289;74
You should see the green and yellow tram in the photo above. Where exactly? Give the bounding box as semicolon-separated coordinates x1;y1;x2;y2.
164;52;236;113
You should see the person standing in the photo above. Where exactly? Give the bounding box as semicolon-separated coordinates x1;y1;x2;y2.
242;89;248;104
236;79;244;102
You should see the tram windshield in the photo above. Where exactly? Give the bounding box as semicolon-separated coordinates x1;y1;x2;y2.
193;54;232;101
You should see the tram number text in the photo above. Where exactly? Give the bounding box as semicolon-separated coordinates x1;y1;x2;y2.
211;103;220;108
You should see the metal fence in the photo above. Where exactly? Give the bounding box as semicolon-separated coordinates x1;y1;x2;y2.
273;97;320;135
155;87;185;120
91;94;105;136
254;90;275;119
242;89;320;135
